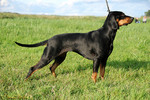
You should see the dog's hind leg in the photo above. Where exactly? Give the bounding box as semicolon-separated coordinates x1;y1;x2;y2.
50;52;67;77
25;60;50;80
25;46;56;80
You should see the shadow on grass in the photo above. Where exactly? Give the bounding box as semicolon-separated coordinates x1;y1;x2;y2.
29;59;149;80
107;59;149;70
75;59;149;71
61;59;149;74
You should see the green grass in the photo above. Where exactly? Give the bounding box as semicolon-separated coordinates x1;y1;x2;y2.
0;13;150;100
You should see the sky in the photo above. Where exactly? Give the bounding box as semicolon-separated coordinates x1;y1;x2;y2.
0;0;150;17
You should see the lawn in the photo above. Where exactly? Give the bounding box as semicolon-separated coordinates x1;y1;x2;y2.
0;13;149;99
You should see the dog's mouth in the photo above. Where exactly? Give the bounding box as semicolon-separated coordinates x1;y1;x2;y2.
127;17;134;25
118;17;134;26
123;23;129;26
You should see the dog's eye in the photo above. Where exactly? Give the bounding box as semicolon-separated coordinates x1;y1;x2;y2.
120;16;125;19
116;16;120;19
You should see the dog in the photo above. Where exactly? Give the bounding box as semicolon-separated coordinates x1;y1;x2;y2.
15;11;134;82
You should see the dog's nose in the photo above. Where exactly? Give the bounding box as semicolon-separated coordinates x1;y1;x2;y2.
132;17;134;20
131;17;134;21
129;17;134;23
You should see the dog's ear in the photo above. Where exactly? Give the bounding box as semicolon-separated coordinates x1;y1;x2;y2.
110;15;119;30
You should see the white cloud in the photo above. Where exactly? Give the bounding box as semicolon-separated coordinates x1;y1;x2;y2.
0;0;8;6
52;0;107;16
13;0;52;6
111;0;127;2
58;0;102;7
0;0;149;17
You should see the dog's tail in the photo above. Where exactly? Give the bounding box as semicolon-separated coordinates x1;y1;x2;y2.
15;40;48;48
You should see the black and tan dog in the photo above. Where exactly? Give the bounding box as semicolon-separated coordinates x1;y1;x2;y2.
15;11;134;82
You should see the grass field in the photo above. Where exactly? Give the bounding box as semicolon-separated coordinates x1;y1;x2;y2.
0;13;150;100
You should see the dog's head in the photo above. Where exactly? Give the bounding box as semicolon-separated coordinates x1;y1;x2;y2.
106;11;134;30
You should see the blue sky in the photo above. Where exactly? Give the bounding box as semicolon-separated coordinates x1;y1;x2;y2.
0;0;150;17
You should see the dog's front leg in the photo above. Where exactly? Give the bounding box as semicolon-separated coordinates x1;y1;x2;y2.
99;60;107;80
91;59;100;83
100;64;105;80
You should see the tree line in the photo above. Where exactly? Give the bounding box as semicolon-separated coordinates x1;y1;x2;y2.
145;10;150;16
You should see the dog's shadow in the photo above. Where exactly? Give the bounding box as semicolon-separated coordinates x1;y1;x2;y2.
107;59;149;70
75;59;149;71
55;59;149;75
30;59;149;80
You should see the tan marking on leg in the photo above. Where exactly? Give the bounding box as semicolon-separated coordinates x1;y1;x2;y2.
25;69;38;81
52;71;56;77
91;72;97;83
100;64;105;80
50;63;59;78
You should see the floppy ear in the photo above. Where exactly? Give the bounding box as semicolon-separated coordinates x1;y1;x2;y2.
110;16;119;30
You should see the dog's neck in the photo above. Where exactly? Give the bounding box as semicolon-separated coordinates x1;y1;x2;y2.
102;22;118;34
102;21;118;42
103;13;119;31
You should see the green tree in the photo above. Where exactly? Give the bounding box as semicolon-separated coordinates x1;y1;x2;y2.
145;10;150;16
